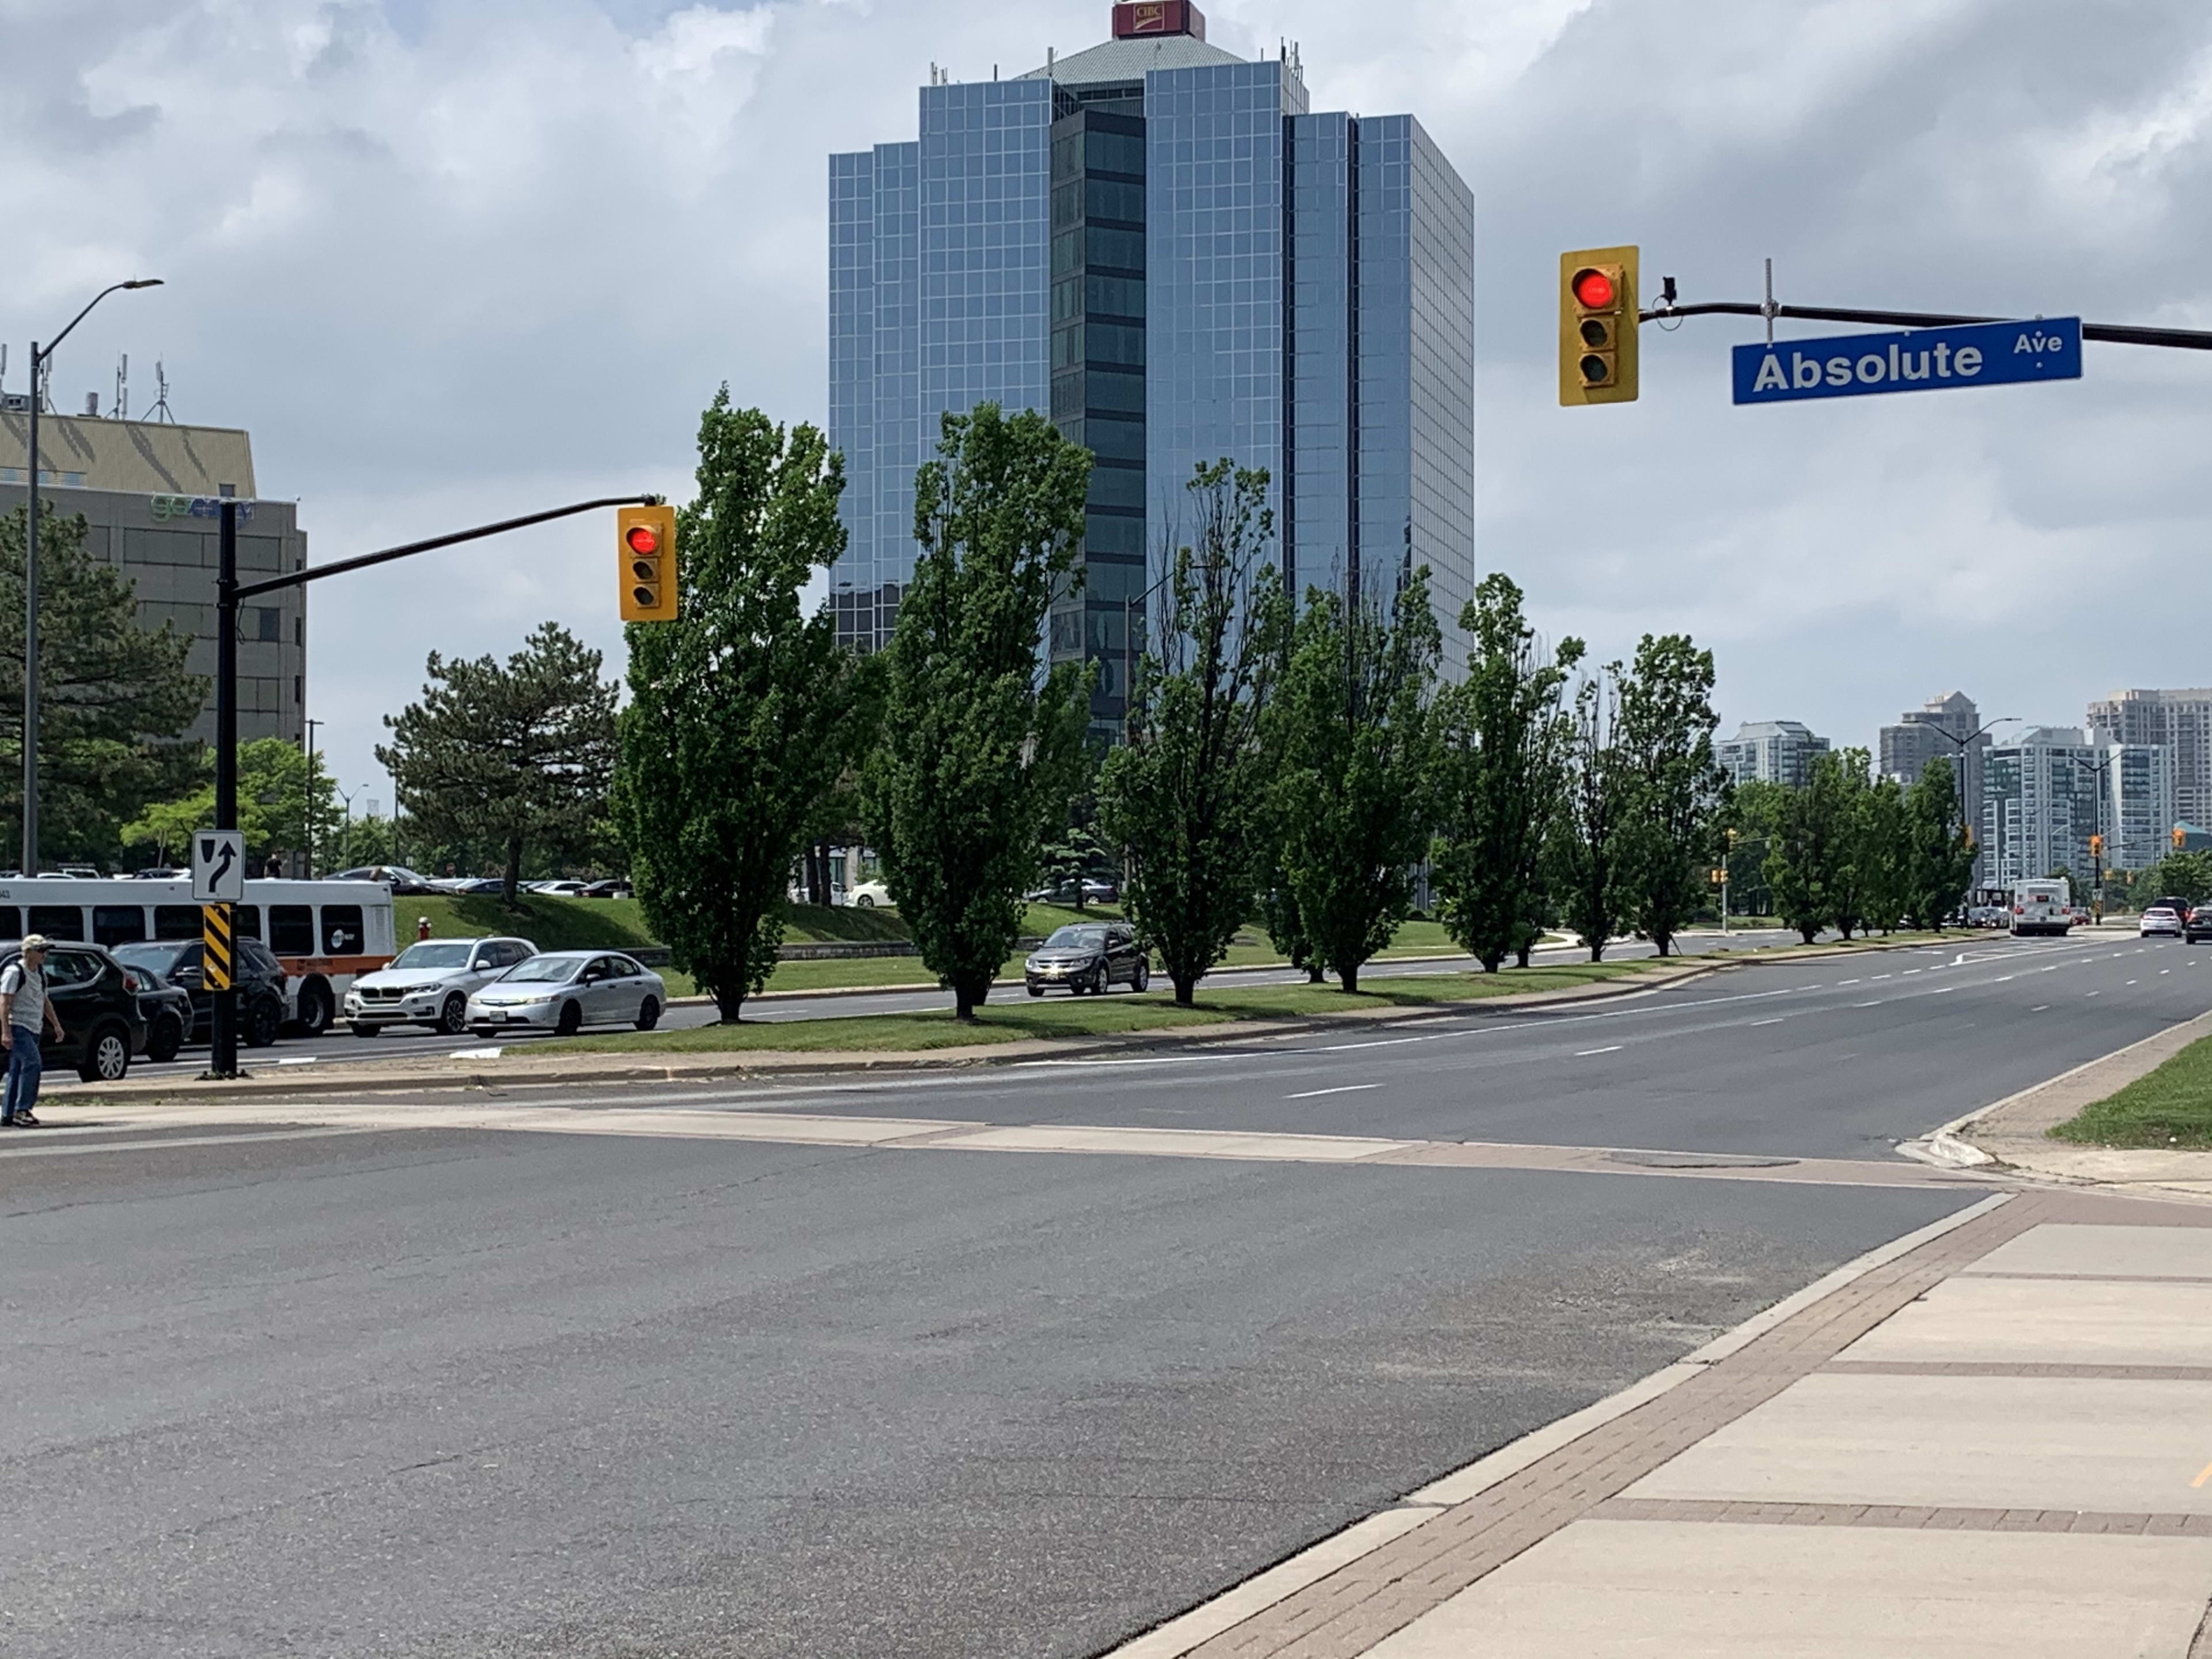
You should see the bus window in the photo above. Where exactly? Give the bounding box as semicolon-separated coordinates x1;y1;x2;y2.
322;904;365;955
28;906;85;941
154;906;203;941
0;907;18;940
93;905;147;946
268;905;314;955
236;904;262;940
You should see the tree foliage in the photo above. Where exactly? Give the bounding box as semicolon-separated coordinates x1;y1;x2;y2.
1614;633;1725;957
1431;574;1582;971
863;403;1093;1018
1099;461;1285;1004
1901;756;1976;930
1552;667;1628;961
614;393;874;1022
1263;568;1441;993
122;738;342;870
378;622;618;905
0;502;203;865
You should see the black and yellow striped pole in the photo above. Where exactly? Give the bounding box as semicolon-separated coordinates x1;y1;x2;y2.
202;903;234;993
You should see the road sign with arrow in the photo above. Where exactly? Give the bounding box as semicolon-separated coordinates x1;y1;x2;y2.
192;828;245;904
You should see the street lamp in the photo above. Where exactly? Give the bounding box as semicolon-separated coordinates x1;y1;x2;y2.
21;277;164;873
2063;749;2115;919
1914;715;2014;896
303;717;324;880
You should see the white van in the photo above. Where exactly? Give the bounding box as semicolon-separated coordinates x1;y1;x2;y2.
2010;880;2072;938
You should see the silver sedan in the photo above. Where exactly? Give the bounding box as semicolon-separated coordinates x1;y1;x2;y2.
465;950;666;1039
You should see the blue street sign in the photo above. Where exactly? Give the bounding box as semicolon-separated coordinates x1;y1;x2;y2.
1733;317;2082;406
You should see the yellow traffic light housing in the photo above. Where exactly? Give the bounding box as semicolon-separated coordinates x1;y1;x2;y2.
2176;825;2188;851
1559;246;1639;406
618;503;679;623
2089;834;2104;858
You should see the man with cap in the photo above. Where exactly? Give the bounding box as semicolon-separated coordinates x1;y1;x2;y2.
1;935;66;1127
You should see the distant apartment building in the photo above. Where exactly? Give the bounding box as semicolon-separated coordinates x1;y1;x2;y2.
1981;726;2100;889
0;406;306;747
2088;688;2212;830
1716;719;1830;790
2104;741;2176;871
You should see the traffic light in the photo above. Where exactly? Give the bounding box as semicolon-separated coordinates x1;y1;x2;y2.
2089;835;2104;859
1709;868;1727;887
1559;245;1639;406
618;503;679;623
2176;825;2188;851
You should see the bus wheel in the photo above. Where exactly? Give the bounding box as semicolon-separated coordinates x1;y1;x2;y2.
297;981;334;1037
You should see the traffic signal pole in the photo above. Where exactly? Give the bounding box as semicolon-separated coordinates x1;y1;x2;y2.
202;493;653;1078
1638;291;2212;352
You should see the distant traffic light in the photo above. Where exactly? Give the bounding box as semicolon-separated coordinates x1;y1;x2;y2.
2176;825;2188;851
618;503;679;623
2089;834;2104;858
1559;245;1639;406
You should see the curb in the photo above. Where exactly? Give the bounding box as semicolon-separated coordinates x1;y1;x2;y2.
50;959;1725;1111
1098;1192;2014;1659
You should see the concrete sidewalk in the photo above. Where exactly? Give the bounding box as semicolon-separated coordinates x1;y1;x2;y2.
1110;1189;2212;1658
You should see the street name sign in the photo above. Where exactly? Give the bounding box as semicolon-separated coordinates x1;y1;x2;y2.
192;828;245;904
1733;317;2081;406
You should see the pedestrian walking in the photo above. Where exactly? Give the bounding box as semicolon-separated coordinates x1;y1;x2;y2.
2;935;66;1127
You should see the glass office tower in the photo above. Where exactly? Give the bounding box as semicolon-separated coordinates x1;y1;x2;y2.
830;3;1475;734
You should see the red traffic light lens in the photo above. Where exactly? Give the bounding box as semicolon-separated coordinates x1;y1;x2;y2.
626;525;660;555
1573;268;1615;310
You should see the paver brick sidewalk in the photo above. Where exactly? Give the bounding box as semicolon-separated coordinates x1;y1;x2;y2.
1111;1190;2212;1659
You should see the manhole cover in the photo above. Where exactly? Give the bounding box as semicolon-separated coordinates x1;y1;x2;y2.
1605;1149;1799;1169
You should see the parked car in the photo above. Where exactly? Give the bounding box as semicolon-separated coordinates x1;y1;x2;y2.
1024;922;1149;996
342;936;539;1036
527;880;591;897
329;864;438;895
120;960;195;1063
111;938;291;1048
846;879;893;908
466;951;665;1037
2141;906;2184;939
0;941;148;1082
578;878;634;899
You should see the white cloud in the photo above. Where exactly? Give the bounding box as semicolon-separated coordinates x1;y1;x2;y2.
5;0;2212;800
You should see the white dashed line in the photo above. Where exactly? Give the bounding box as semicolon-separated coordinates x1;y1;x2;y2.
1574;1046;1623;1057
1283;1083;1383;1100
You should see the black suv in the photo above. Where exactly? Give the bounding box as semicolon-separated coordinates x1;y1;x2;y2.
110;938;289;1048
1022;922;1150;996
0;941;148;1082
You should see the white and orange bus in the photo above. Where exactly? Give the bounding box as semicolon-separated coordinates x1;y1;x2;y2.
0;877;397;1036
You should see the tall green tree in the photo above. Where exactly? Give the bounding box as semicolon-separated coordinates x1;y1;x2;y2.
1859;769;1910;934
1552;668;1628;961
1820;748;1877;940
378;622;618;905
1614;633;1725;957
2130;849;2212;910
0;502;203;864
613;393;874;1022
1431;574;1583;971
1902;757;1975;929
1099;461;1286;1005
1724;778;1791;919
863;403;1093;1019
1767;752;1854;944
1264;567;1441;993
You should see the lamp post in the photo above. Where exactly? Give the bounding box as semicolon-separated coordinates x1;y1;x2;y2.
1120;560;1180;738
303;717;324;880
21;278;164;874
1915;715;2014;905
2064;749;2115;920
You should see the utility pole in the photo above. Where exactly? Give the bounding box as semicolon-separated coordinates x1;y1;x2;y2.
303;717;324;880
210;499;240;1077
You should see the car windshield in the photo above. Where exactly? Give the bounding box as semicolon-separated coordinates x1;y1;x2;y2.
112;943;187;974
503;955;581;983
2148;908;2177;918
1044;927;1107;950
391;943;475;969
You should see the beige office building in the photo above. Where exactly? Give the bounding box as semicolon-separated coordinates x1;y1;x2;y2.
2088;688;2212;832
0;408;306;745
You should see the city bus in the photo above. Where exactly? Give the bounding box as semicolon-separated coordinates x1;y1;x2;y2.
0;877;397;1036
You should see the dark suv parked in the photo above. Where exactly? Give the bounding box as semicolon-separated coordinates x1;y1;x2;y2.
110;938;289;1048
0;941;148;1082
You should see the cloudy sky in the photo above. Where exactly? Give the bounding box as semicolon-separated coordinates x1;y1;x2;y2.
9;0;2212;805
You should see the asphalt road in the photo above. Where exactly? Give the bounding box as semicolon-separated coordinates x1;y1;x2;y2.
125;925;1817;1079
1;930;2198;1657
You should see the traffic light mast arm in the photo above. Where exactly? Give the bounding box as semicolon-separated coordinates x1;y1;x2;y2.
232;494;658;601
1639;297;2212;353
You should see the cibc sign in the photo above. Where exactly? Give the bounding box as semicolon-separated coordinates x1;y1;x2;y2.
1733;317;2082;405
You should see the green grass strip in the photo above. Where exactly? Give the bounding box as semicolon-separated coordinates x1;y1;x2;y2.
2050;1033;2212;1149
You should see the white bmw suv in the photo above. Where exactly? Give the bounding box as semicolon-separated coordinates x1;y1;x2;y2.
344;936;538;1037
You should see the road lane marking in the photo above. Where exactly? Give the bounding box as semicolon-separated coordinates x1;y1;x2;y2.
1750;1018;1785;1027
1283;1083;1382;1100
2031;1005;2050;1012
2088;991;2102;998
2194;1461;2212;1490
1931;987;1953;995
1903;969;1922;976
1854;1000;1883;1007
1574;1046;1623;1056
1838;979;1860;986
2127;980;2139;986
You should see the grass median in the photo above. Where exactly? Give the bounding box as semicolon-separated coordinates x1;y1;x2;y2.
546;959;1658;1055
2049;1034;2212;1149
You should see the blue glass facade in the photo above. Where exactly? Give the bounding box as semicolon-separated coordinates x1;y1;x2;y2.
830;18;1474;718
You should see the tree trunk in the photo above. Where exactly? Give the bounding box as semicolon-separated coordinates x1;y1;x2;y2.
503;838;524;907
1306;964;1325;984
1480;953;1502;973
1340;962;1360;994
1515;942;1533;968
1588;941;1606;961
1173;975;1196;1006
1798;924;1819;944
715;986;747;1023
953;974;990;1021
1654;933;1671;958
